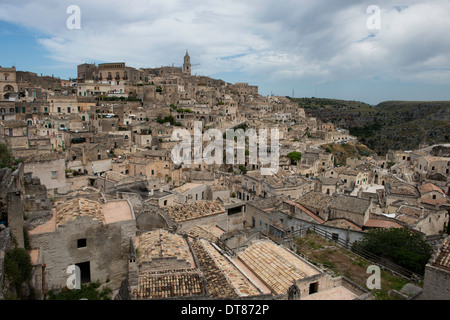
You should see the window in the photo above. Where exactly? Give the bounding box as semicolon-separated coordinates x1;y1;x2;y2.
77;238;87;248
309;282;319;295
332;233;339;242
51;171;58;179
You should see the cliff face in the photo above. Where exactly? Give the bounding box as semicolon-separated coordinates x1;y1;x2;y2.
292;98;450;155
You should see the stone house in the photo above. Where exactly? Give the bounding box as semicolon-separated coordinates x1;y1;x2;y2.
0;66;19;101
327;195;373;228
296;191;335;221
21;153;67;196
421;236;450;300
315;176;343;196
172;182;208;204
262;174;314;199
413;154;450;182
418;182;449;207
0;120;29;153
28;197;136;294
385;182;420;207
123;229;208;300
324;167;370;192
239;170;265;201
163;201;227;233
394;204;449;236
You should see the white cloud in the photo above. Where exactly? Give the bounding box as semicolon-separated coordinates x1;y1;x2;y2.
1;0;450;91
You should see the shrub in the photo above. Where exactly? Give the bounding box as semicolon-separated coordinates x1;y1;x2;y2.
352;228;432;275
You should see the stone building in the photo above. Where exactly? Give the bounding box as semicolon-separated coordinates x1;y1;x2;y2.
28;197;136;294
0;120;29;153
163;200;227;233
124;229;208;300
327;194;373;228
0;66;19;101
418;182;449;207
20;153;67;196
385;181;420;206
172;182;208;204
421;236;450;300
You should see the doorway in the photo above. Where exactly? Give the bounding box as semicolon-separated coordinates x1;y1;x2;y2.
76;261;91;284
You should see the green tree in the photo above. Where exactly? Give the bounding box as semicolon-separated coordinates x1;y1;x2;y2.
4;247;33;297
287;151;302;165
352;228;432;275
0;143;18;169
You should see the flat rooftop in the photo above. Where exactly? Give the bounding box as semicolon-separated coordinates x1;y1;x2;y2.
103;200;133;223
29;198;133;234
301;286;359;300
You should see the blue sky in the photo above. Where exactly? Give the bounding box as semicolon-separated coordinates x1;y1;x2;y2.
1;0;450;105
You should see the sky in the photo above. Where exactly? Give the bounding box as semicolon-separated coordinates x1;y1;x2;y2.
1;0;450;105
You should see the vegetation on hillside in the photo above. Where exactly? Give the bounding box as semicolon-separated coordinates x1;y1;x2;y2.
290;98;450;155
295;232;419;300
320;141;376;166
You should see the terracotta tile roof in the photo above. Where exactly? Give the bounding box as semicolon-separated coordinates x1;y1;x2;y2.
55;198;104;225
164;201;225;222
200;240;262;297
323;218;363;231
431;237;450;271
296;191;333;212
418;183;444;195
364;218;403;229
191;239;238;298
136;229;194;268
285;200;325;224
187;225;224;242
238;240;320;295
132;269;205;299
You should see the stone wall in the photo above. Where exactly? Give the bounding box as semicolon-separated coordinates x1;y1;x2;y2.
29;215;135;292
421;264;450;300
176;212;228;234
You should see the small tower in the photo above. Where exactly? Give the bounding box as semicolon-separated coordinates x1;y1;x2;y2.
183;50;191;76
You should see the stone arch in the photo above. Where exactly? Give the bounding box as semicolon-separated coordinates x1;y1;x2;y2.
3;85;14;92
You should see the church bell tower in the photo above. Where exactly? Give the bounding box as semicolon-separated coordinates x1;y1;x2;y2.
183;50;191;76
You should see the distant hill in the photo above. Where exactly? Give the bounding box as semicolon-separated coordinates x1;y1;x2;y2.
290;98;450;155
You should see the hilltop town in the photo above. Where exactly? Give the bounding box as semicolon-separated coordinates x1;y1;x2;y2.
0;52;449;301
